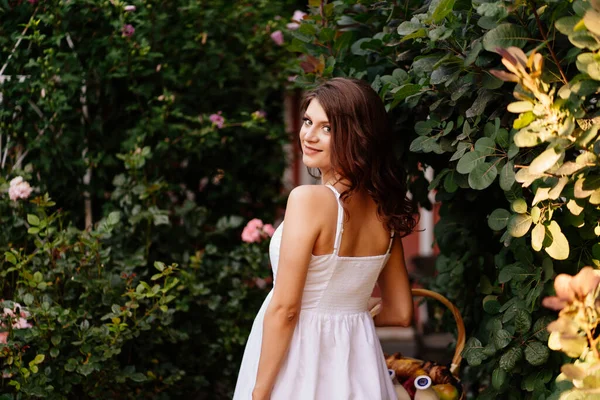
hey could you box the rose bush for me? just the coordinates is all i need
[0,0,302,398]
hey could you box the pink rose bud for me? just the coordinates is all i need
[124,5,136,11]
[270,30,284,46]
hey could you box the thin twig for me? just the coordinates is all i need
[530,1,568,84]
[0,6,39,77]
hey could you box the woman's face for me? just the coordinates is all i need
[300,99,332,172]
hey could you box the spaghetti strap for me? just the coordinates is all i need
[386,230,395,254]
[324,185,344,256]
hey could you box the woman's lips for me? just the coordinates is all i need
[303,145,322,156]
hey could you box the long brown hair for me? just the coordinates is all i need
[300,77,418,237]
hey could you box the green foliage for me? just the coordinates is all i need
[0,0,299,398]
[284,0,600,398]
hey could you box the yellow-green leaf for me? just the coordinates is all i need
[545,221,570,260]
[531,223,545,251]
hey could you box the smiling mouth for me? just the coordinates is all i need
[304,145,322,153]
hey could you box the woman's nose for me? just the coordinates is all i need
[303,126,318,142]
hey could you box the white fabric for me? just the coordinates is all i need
[233,185,396,400]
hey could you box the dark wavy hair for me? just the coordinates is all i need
[300,77,418,237]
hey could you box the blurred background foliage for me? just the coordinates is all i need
[0,0,301,398]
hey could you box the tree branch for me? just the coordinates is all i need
[530,1,568,84]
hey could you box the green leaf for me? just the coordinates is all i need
[5,252,17,265]
[468,162,498,190]
[500,161,516,191]
[511,198,527,214]
[429,0,456,23]
[531,223,545,251]
[577,52,600,80]
[483,295,501,314]
[457,151,485,174]
[556,16,582,35]
[533,316,553,342]
[397,21,423,36]
[545,221,570,260]
[524,341,549,366]
[507,214,532,238]
[500,346,523,372]
[27,214,40,226]
[462,337,486,366]
[488,208,511,231]
[350,38,371,55]
[532,187,550,205]
[569,31,600,50]
[515,309,532,333]
[499,264,527,283]
[483,23,529,52]
[23,293,34,306]
[493,329,512,350]
[107,211,121,225]
[129,372,147,382]
[475,137,496,155]
[492,368,507,390]
[393,84,421,103]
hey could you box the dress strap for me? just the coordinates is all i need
[324,185,344,256]
[386,230,395,254]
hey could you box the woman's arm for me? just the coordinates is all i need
[373,237,413,327]
[252,186,322,400]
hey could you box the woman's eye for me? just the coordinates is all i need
[302,118,312,126]
[323,126,331,133]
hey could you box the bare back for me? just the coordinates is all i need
[311,185,392,258]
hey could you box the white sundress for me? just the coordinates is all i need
[233,184,397,400]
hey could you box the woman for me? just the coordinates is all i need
[233,77,417,400]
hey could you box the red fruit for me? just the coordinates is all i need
[403,376,416,398]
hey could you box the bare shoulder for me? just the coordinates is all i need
[287,185,333,208]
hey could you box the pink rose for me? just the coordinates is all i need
[241,219,276,243]
[287,10,307,30]
[270,30,284,46]
[209,111,225,129]
[8,176,32,201]
[263,224,275,237]
[14,318,32,329]
[122,24,135,37]
[0,332,7,344]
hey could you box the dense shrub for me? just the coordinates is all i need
[0,0,300,398]
[285,0,599,398]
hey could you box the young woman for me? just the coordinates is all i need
[233,77,417,400]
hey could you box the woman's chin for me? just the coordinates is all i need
[302,155,320,168]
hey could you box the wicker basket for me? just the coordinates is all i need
[371,288,466,400]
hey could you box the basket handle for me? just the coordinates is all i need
[370,288,465,376]
[411,288,465,376]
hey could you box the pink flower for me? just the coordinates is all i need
[263,224,275,237]
[287,10,307,30]
[209,112,225,129]
[122,24,135,37]
[252,110,267,120]
[8,176,32,201]
[270,30,284,46]
[13,318,32,329]
[124,5,136,11]
[0,332,7,344]
[241,219,276,243]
